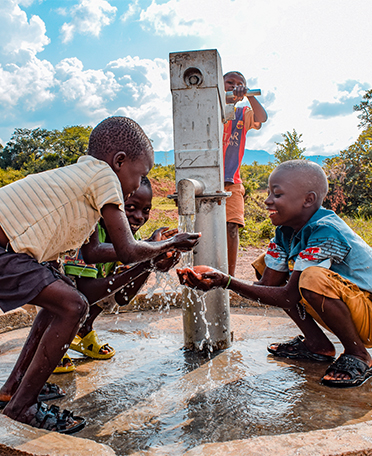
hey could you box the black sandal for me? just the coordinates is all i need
[28,402,86,434]
[268,335,335,362]
[39,382,66,401]
[0,382,65,409]
[321,354,372,388]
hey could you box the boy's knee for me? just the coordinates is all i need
[63,292,89,322]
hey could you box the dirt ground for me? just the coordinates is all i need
[235,246,266,282]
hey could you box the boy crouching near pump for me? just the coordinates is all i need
[0,116,200,433]
[178,159,372,388]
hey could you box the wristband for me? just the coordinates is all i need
[224,275,232,289]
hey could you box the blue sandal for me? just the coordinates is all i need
[28,402,86,434]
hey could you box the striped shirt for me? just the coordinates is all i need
[0,155,125,262]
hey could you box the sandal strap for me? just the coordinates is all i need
[28,402,82,433]
[29,402,59,431]
[325,354,369,376]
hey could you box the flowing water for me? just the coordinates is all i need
[2,306,372,455]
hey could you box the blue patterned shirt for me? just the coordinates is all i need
[264,207,372,293]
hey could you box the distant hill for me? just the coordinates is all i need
[154,149,331,166]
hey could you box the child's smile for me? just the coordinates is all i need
[125,184,152,235]
[265,169,312,231]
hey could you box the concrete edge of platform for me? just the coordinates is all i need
[2,293,372,456]
[0,414,115,456]
[182,420,372,456]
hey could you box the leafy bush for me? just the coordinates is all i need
[148,164,175,181]
[240,191,274,248]
[240,162,273,192]
[323,126,372,216]
[0,168,25,187]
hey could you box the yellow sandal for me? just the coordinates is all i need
[53,353,76,374]
[69,330,115,360]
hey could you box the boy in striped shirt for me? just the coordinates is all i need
[0,116,199,433]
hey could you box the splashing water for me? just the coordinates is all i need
[178,214,195,268]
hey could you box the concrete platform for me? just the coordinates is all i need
[1,301,372,455]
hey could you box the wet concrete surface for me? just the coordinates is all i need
[2,305,372,455]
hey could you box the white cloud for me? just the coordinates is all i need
[139,0,207,36]
[107,56,173,150]
[0,0,55,125]
[136,0,371,155]
[60,0,117,43]
[0,0,50,59]
[55,57,121,119]
[0,57,55,111]
[120,0,140,23]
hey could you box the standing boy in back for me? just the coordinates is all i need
[223,71,267,276]
[0,116,199,433]
[179,160,372,389]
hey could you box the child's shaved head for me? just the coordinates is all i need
[273,160,329,204]
[88,116,153,162]
[224,71,246,86]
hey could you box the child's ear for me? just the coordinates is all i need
[112,152,127,172]
[304,191,317,208]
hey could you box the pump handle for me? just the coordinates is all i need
[225,89,261,104]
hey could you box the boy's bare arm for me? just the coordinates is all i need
[247,96,268,123]
[228,270,301,309]
[255,266,288,287]
[81,225,118,264]
[101,203,199,264]
[178,267,302,311]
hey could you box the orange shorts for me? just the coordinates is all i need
[225,182,245,227]
[252,254,372,347]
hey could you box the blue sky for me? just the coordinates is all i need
[0,0,371,159]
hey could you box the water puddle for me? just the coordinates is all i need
[1,308,372,455]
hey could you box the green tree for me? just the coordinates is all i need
[0,128,53,170]
[354,89,372,130]
[240,161,274,193]
[274,129,306,164]
[323,125,372,217]
[53,125,92,166]
[0,125,92,174]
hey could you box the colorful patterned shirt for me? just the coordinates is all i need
[223,106,260,184]
[264,207,372,293]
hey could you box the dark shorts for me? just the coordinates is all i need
[0,245,61,313]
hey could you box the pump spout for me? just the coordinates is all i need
[177,179,205,216]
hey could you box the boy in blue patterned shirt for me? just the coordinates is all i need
[179,160,372,388]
